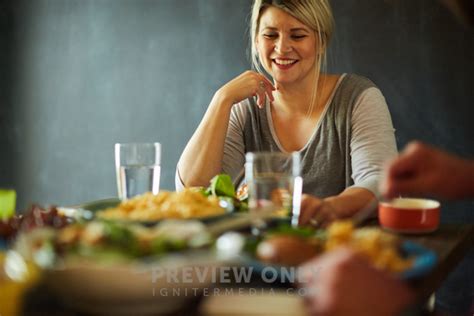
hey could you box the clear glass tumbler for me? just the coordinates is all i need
[245,151,303,234]
[115,142,161,200]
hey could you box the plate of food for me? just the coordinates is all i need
[13,217,225,315]
[59,174,249,226]
[236,221,437,280]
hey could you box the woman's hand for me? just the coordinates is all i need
[216,71,275,108]
[298,194,338,227]
[298,188,377,227]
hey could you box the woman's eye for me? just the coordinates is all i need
[263,34,277,39]
[292,35,307,39]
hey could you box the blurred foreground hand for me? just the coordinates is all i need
[380,141,474,200]
[298,248,415,316]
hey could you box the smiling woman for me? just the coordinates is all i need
[176,0,398,226]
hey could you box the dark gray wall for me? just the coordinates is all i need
[0,0,472,221]
[0,0,252,209]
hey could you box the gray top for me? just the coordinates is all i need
[177,74,397,198]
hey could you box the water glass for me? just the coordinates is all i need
[115,142,161,200]
[245,151,303,234]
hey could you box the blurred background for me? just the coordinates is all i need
[0,0,472,223]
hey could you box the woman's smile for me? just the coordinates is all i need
[273,58,298,70]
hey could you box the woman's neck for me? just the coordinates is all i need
[273,74,328,117]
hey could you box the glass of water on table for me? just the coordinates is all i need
[115,142,161,200]
[245,151,303,235]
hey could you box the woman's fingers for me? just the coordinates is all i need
[298,195,339,227]
[218,70,275,106]
[255,82,267,108]
[254,77,275,108]
[299,195,323,226]
[261,77,276,102]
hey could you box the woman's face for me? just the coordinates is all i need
[256,6,317,86]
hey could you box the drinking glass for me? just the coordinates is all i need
[245,151,303,234]
[115,142,161,200]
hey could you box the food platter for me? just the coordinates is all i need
[232,221,438,281]
[58,194,236,226]
[57,174,247,227]
[237,240,437,281]
[13,218,230,315]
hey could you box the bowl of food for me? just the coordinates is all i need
[379,198,440,234]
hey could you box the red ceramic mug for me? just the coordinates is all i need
[379,198,440,234]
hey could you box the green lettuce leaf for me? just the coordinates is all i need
[0,189,16,220]
[206,174,235,198]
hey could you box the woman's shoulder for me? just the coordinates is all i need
[329,73,380,98]
[322,73,377,90]
[341,73,378,88]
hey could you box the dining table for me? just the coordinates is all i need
[11,221,474,316]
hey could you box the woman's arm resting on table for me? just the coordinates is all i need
[300,87,397,226]
[299,187,376,226]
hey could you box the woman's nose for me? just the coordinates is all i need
[275,36,292,54]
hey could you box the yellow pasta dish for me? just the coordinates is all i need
[96,189,225,221]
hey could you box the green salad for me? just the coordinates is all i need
[14,219,213,267]
[201,174,248,213]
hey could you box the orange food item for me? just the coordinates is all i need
[256,235,319,266]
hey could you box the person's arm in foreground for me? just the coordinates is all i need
[298,248,415,316]
[380,141,474,199]
[177,71,274,187]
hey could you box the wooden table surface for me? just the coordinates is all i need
[403,224,474,300]
[18,223,474,315]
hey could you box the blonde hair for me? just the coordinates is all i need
[249,0,335,116]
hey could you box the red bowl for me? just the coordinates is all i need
[379,198,440,234]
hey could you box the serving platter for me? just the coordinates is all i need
[228,220,438,282]
[236,239,437,282]
[59,196,236,226]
